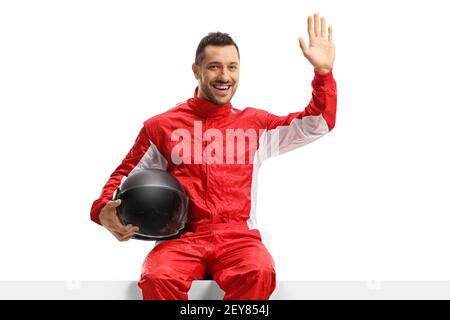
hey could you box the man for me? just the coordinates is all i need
[90,13,336,300]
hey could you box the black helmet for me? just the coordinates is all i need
[114,168,189,241]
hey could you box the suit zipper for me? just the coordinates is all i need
[204,118,212,223]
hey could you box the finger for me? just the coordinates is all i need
[120,233,134,241]
[314,13,319,38]
[112,224,139,236]
[103,217,125,234]
[298,37,307,54]
[307,15,315,39]
[117,229,136,242]
[124,224,140,233]
[119,234,134,242]
[321,17,326,39]
[328,25,333,42]
[105,199,121,208]
[108,220,131,233]
[109,226,128,237]
[111,224,133,235]
[111,210,125,226]
[111,227,134,239]
[111,230,124,241]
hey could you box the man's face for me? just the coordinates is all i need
[192,45,240,106]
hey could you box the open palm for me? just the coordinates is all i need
[299,13,335,73]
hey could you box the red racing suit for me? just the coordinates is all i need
[90,70,337,299]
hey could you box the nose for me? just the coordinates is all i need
[217,68,230,82]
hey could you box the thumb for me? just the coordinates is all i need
[298,37,307,55]
[107,199,122,208]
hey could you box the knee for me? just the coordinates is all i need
[138,268,190,300]
[140,267,175,285]
[219,266,277,300]
[246,266,276,294]
[250,266,276,282]
[219,264,276,282]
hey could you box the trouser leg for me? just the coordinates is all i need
[138,234,210,300]
[210,229,276,300]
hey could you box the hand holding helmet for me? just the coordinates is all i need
[99,199,139,241]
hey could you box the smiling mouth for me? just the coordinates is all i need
[212,83,232,95]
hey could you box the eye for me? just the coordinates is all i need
[209,65,218,70]
[229,66,237,71]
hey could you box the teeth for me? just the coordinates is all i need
[213,84,230,90]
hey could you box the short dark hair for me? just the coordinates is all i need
[195,32,240,66]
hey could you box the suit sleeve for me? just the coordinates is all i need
[90,125,152,225]
[259,69,337,160]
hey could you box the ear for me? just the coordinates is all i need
[192,63,200,80]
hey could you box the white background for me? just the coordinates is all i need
[1,0,449,282]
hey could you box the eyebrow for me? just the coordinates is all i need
[206,61,239,66]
